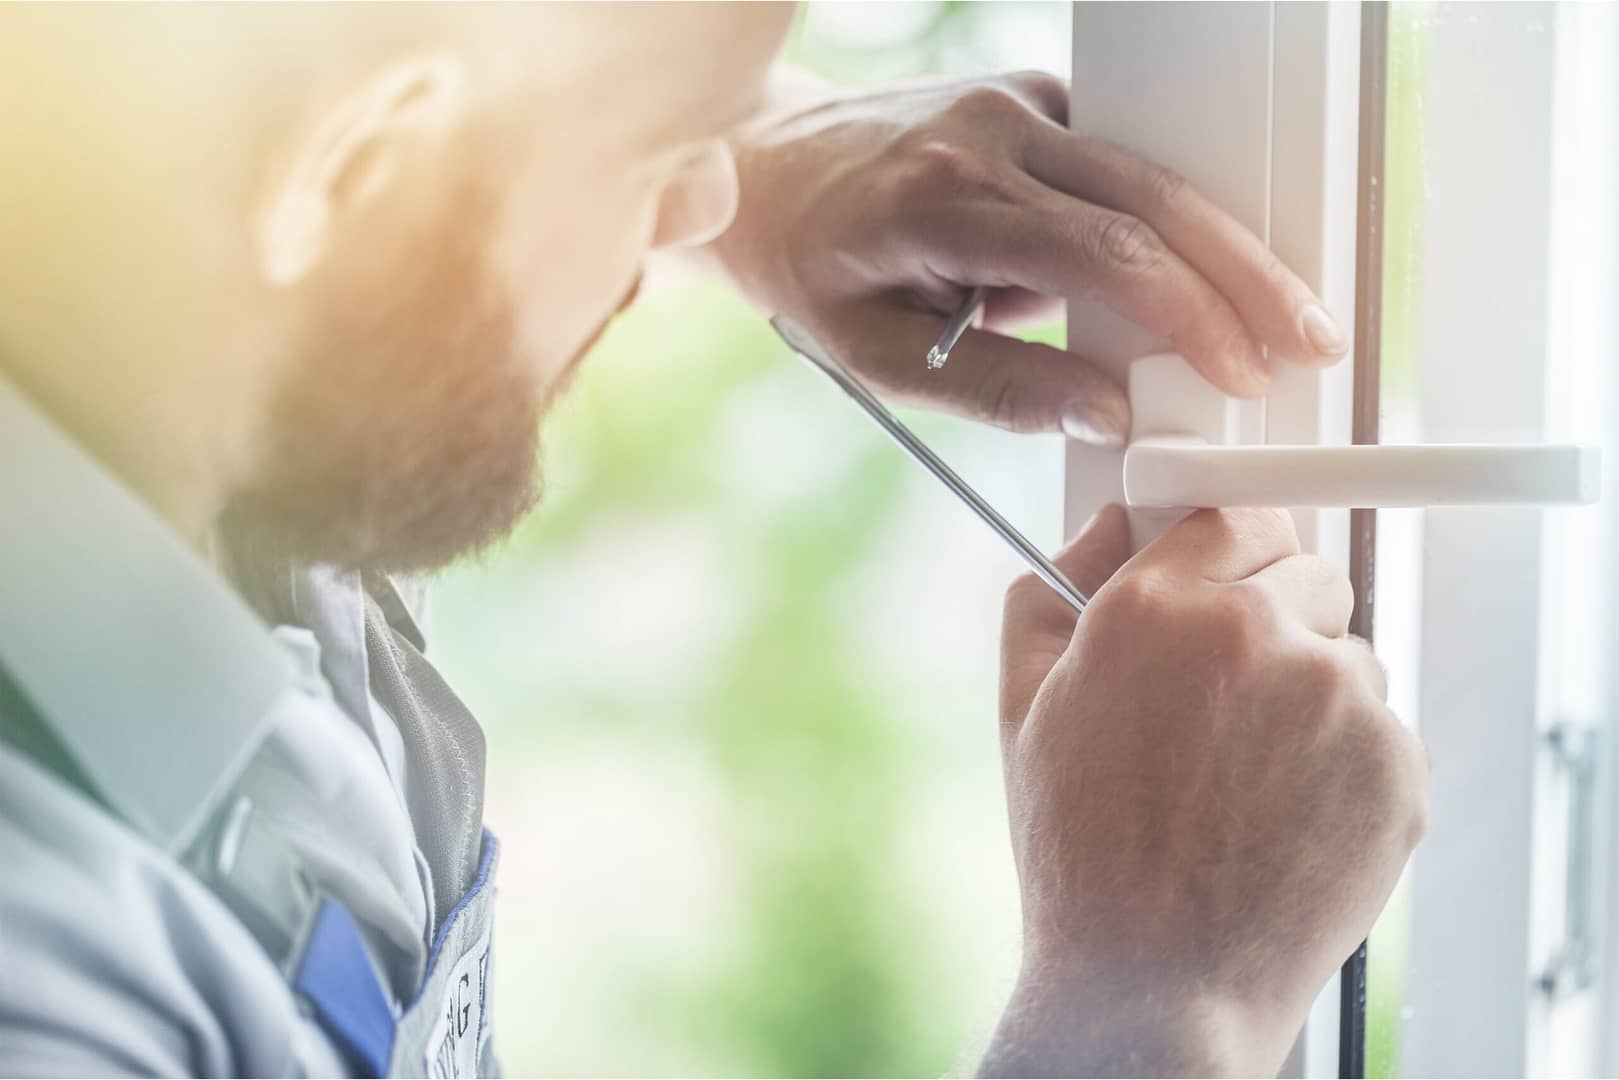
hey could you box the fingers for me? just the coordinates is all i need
[980,287,1064,331]
[1003,506,1132,657]
[922,186,1271,398]
[1244,554,1355,638]
[1135,507,1300,583]
[1332,635,1390,703]
[939,325,1130,444]
[1052,502,1134,613]
[1019,125,1350,378]
[1005,504,1134,646]
[1001,504,1132,727]
[829,300,1131,443]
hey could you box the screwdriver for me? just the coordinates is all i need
[771,314,1088,615]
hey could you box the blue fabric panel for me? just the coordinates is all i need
[293,899,396,1077]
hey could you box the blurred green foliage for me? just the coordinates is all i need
[431,5,1069,1076]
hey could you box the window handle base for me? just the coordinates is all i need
[1123,354,1600,509]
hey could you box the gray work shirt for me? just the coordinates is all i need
[0,374,493,1075]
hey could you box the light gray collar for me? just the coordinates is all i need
[0,375,313,853]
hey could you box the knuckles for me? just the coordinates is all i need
[877,135,1018,223]
[1094,568,1176,628]
[1405,778,1432,849]
[873,84,1054,218]
[1314,696,1429,853]
[944,83,1034,127]
[1205,506,1301,554]
[970,359,1030,433]
[1001,70,1069,113]
[1208,319,1264,374]
[1002,570,1044,616]
[1360,719,1431,851]
[1200,582,1280,664]
[1385,719,1432,848]
[1315,559,1357,618]
[1095,570,1280,663]
[1142,164,1190,214]
[1257,247,1294,292]
[1289,644,1358,703]
[1091,214,1164,273]
[904,137,998,193]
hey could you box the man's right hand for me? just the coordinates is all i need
[982,505,1428,1078]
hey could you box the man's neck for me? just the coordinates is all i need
[1,350,241,558]
[0,115,275,564]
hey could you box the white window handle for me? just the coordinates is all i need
[1122,354,1600,509]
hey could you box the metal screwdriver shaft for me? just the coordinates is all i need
[773,314,1088,615]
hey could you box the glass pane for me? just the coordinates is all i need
[1365,3,1619,1075]
[1363,5,1428,1074]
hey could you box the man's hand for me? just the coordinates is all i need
[983,506,1427,1077]
[704,72,1350,445]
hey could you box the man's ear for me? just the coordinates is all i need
[651,139,740,251]
[258,56,465,287]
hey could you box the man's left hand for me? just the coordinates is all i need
[703,72,1351,446]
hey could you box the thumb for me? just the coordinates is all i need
[824,300,1132,445]
[1001,504,1133,728]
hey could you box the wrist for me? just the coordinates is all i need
[980,951,1292,1078]
[731,63,842,141]
[695,66,849,300]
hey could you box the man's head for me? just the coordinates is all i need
[0,3,791,570]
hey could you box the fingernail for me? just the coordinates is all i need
[1302,304,1348,356]
[1060,399,1129,448]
